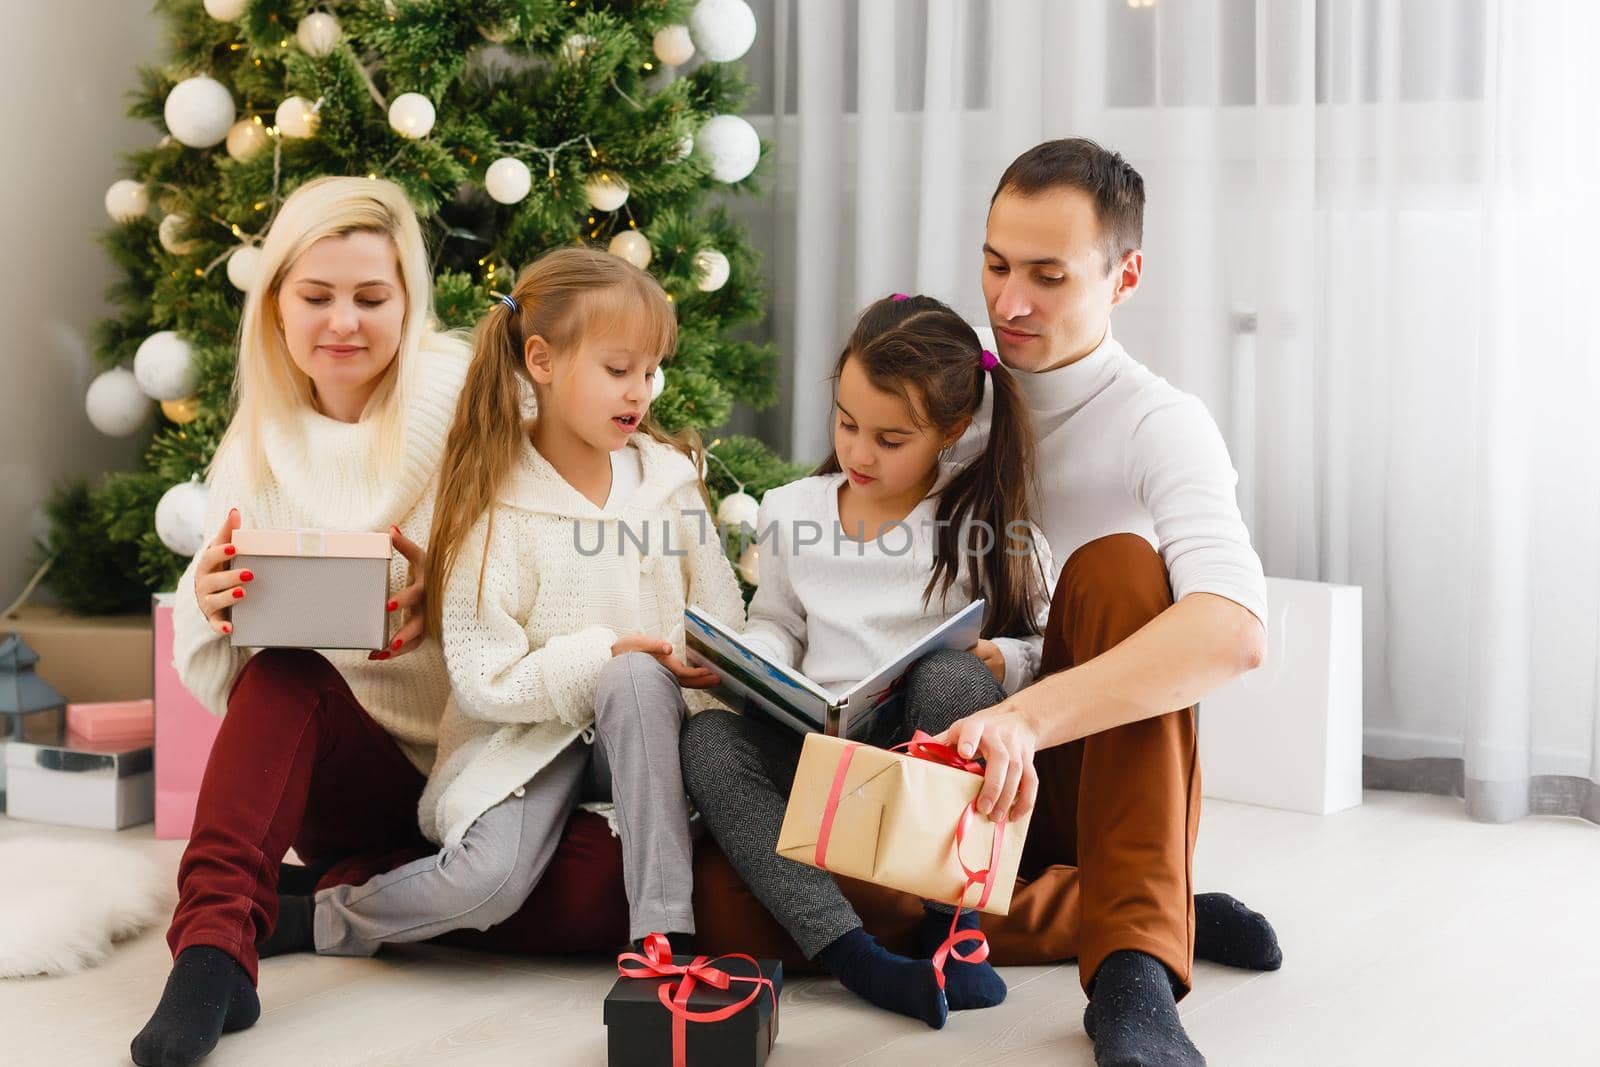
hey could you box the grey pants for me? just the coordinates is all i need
[680,648,1006,959]
[315,651,693,955]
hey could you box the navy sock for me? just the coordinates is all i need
[1194,893,1282,971]
[917,908,1007,1010]
[816,927,947,1029]
[131,946,260,1067]
[1083,950,1204,1067]
[257,894,313,959]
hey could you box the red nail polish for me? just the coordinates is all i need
[239,570,254,583]
[391,637,403,650]
[232,588,244,599]
[223,545,236,557]
[386,599,399,612]
[222,623,231,634]
[376,651,391,661]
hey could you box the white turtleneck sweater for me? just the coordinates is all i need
[952,328,1267,626]
[170,335,471,773]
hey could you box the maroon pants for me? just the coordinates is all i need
[166,649,628,983]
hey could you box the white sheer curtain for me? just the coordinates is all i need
[731,0,1600,822]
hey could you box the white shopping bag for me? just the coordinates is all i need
[1199,577,1363,814]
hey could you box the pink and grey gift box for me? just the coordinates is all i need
[4,734,154,830]
[229,529,393,651]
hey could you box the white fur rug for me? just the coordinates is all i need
[0,837,174,978]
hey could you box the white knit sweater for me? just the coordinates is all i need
[953,328,1268,626]
[419,434,746,847]
[170,336,471,772]
[739,467,1054,698]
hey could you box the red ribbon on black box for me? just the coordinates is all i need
[605,933,782,1067]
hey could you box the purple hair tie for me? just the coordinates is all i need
[980,349,999,371]
[890,292,909,301]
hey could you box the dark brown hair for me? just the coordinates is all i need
[816,295,1046,640]
[991,137,1145,274]
[426,247,700,634]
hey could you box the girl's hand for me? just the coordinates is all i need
[930,701,1040,822]
[374,526,427,661]
[970,639,1006,684]
[611,635,722,689]
[193,508,246,636]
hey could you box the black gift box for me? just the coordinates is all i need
[603,954,782,1067]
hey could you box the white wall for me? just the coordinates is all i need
[1,3,163,607]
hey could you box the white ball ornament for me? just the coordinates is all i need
[105,180,149,223]
[164,76,235,148]
[296,12,341,57]
[693,249,731,292]
[584,173,629,211]
[695,114,760,183]
[485,157,532,204]
[716,491,759,533]
[388,92,435,139]
[134,331,198,402]
[275,96,319,138]
[226,245,262,291]
[155,481,211,557]
[225,118,269,161]
[690,0,757,63]
[85,368,152,437]
[608,230,652,270]
[158,214,199,255]
[562,33,596,62]
[651,367,666,401]
[653,25,696,66]
[203,0,248,21]
[737,543,760,585]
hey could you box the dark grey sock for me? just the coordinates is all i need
[257,894,314,959]
[1083,950,1204,1067]
[1194,893,1282,971]
[130,946,260,1067]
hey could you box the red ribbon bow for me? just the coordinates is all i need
[615,933,777,1067]
[813,731,1008,990]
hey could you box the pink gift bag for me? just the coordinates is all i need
[153,593,223,840]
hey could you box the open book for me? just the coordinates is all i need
[683,600,986,740]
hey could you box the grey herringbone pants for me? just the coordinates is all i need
[680,649,1006,958]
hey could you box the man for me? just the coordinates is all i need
[936,138,1282,1066]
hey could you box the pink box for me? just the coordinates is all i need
[153,594,223,840]
[229,528,393,651]
[66,699,154,745]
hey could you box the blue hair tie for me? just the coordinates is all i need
[498,294,519,314]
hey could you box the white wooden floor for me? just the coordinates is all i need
[2,791,1595,1066]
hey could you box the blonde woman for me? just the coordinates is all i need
[132,177,469,1067]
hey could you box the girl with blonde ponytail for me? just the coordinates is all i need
[306,247,745,962]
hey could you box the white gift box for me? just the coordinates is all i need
[4,735,155,831]
[1199,577,1364,815]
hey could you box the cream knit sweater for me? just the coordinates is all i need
[170,336,471,772]
[419,434,746,848]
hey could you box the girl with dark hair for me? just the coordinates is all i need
[681,293,1053,1030]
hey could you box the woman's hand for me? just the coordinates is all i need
[611,634,721,689]
[374,525,427,661]
[193,508,246,636]
[930,700,1041,822]
[969,639,1006,684]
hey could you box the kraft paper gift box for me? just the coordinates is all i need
[3,604,153,703]
[66,699,155,746]
[153,593,222,839]
[604,941,781,1067]
[775,732,1030,915]
[229,529,392,651]
[4,734,155,831]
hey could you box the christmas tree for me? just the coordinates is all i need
[53,0,801,615]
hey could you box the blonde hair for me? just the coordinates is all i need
[426,247,698,635]
[216,176,440,489]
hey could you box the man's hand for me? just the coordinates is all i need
[931,699,1042,822]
